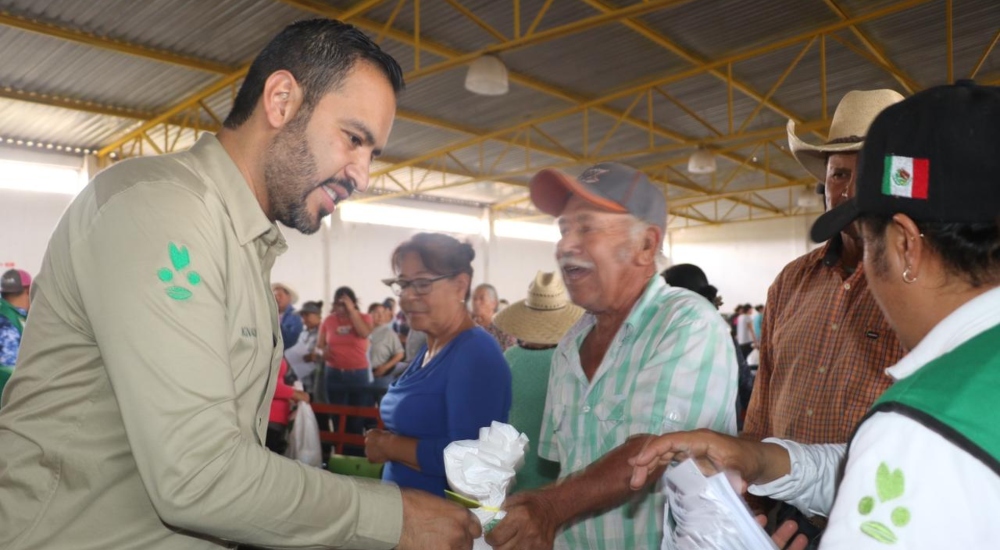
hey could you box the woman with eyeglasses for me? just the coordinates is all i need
[366,232,512,496]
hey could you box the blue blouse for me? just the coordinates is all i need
[379,327,512,495]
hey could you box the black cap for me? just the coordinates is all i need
[810,80,1000,243]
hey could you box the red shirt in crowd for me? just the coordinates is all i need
[320,313,372,370]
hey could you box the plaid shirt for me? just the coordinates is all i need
[744,241,905,444]
[539,276,738,549]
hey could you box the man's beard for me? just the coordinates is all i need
[263,114,324,235]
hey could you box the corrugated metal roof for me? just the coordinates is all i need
[0,0,996,224]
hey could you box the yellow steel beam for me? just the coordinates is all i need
[671,177,813,208]
[339,0,389,21]
[401,0,694,82]
[443,0,507,42]
[0,10,234,74]
[969,29,1000,78]
[821,0,920,93]
[526,0,556,37]
[0,85,154,119]
[578,0,824,139]
[97,67,248,157]
[737,38,815,134]
[370,0,930,177]
[278,0,797,185]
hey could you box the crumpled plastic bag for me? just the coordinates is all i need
[662,459,777,550]
[285,402,323,468]
[444,422,529,550]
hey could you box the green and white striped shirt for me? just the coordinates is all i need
[538,275,738,550]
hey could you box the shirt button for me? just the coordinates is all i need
[818,367,827,374]
[831,323,839,331]
[582,405,592,413]
[806,409,814,417]
[843,283,851,290]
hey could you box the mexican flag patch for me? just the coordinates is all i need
[882,155,929,199]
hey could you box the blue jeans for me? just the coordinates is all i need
[325,367,375,438]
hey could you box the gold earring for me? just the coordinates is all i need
[902,266,917,284]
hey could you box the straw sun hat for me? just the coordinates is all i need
[494,271,584,346]
[788,89,904,182]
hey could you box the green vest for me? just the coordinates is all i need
[0,299,24,334]
[865,322,1000,476]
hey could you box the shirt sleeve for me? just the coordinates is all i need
[819,413,1000,549]
[416,336,512,476]
[747,438,844,517]
[283,313,304,351]
[273,359,295,400]
[72,183,402,549]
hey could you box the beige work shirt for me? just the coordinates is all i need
[0,135,403,549]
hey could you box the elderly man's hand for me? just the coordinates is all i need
[484,491,560,550]
[398,489,481,550]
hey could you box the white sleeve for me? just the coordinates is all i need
[748,438,846,517]
[819,412,1000,549]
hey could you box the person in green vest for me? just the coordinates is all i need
[627,81,1000,550]
[0,269,31,369]
[493,271,583,493]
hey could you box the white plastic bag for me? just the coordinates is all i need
[285,402,322,467]
[444,422,529,550]
[661,459,777,550]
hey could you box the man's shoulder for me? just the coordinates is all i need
[644,284,724,328]
[89,150,214,211]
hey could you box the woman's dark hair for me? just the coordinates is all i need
[333,286,359,308]
[861,215,1000,287]
[391,233,476,300]
[224,19,405,129]
[662,263,719,306]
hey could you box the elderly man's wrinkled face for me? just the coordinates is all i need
[556,195,647,313]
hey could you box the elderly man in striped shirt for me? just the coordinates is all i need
[487,163,738,550]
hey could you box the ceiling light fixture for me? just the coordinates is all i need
[687,148,717,174]
[465,55,509,96]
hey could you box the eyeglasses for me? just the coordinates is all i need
[385,274,454,296]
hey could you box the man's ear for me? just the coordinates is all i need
[261,70,304,129]
[637,226,662,266]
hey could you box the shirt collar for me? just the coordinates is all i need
[887,285,1000,380]
[188,134,276,247]
[559,274,660,353]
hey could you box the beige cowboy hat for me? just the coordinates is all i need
[270,282,298,305]
[494,271,585,346]
[788,89,905,182]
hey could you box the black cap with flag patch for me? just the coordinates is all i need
[810,80,1000,243]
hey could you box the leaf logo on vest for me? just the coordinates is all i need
[857,462,911,544]
[157,242,202,301]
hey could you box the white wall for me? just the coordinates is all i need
[667,215,821,308]
[270,206,560,312]
[2,152,821,313]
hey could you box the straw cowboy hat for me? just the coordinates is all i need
[270,282,298,305]
[788,89,905,182]
[494,271,584,346]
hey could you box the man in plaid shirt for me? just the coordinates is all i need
[743,90,909,542]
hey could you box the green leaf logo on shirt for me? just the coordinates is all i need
[158,242,201,301]
[857,462,911,544]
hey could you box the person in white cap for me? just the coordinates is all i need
[743,90,908,542]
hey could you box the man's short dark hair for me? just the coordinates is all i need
[862,215,1000,287]
[224,19,404,129]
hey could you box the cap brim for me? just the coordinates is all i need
[529,169,627,217]
[787,120,863,183]
[810,199,862,243]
